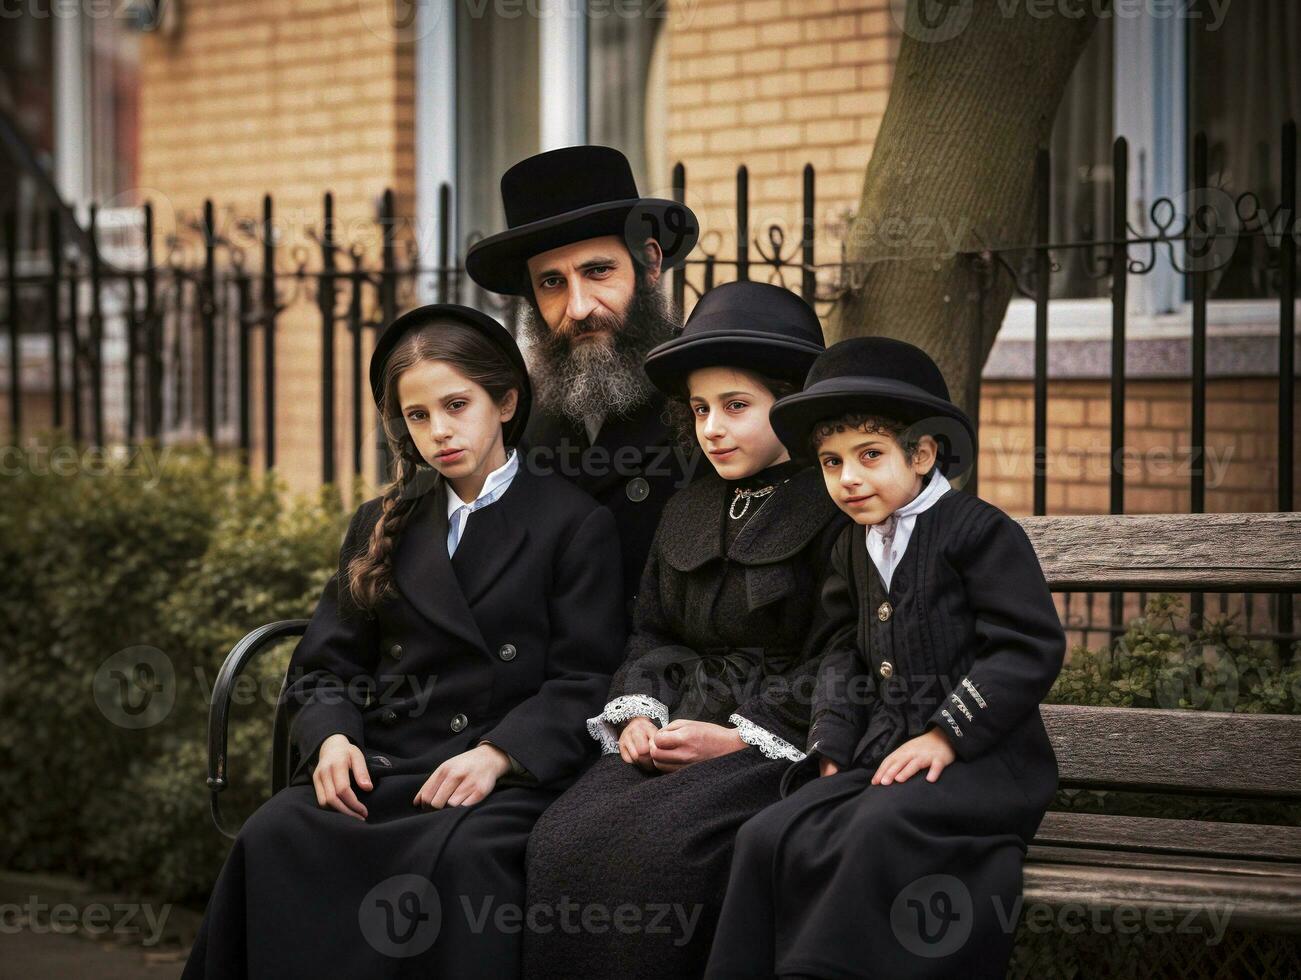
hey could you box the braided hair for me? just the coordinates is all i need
[346,315,524,612]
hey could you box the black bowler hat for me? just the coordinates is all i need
[769,337,976,477]
[642,281,825,395]
[368,303,532,446]
[465,145,699,296]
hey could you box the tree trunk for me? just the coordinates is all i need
[829,0,1105,483]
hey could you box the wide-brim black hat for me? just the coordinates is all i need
[465,145,699,296]
[769,337,976,477]
[369,303,532,446]
[643,280,825,395]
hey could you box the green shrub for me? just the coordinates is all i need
[1048,593,1301,714]
[0,434,352,904]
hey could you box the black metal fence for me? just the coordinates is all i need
[2,124,1297,647]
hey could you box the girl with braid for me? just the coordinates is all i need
[182,304,626,980]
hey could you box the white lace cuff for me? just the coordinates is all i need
[729,713,807,761]
[586,694,671,755]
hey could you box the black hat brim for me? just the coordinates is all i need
[465,198,699,296]
[643,331,824,395]
[369,304,532,447]
[770,378,977,478]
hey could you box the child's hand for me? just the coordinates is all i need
[413,744,511,809]
[649,720,746,772]
[871,729,955,786]
[819,756,840,777]
[313,733,372,820]
[618,716,661,771]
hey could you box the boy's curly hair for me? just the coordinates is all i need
[807,411,926,463]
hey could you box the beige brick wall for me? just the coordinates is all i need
[978,379,1301,517]
[137,0,415,501]
[663,0,897,300]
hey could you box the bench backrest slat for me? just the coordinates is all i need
[1017,512,1301,593]
[1041,704,1301,799]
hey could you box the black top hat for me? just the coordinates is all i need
[465,145,699,296]
[642,281,825,395]
[769,337,976,477]
[369,303,532,446]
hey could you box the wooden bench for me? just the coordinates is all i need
[1019,512,1301,945]
[205,511,1301,953]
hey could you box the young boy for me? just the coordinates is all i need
[704,337,1066,980]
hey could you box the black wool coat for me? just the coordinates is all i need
[799,485,1066,787]
[705,487,1067,980]
[522,465,849,980]
[284,462,626,789]
[180,465,626,980]
[520,392,702,614]
[608,463,850,744]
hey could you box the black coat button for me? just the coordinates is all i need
[626,477,650,502]
[388,643,403,660]
[450,713,468,733]
[381,709,397,724]
[498,643,517,662]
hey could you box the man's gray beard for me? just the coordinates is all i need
[519,278,680,427]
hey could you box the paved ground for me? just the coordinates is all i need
[0,870,196,979]
[0,928,186,980]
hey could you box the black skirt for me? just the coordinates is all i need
[182,774,559,979]
[523,750,789,979]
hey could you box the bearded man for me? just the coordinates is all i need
[466,145,702,612]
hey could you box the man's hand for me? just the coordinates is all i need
[871,728,956,786]
[648,719,746,773]
[413,744,512,810]
[618,716,661,772]
[313,733,372,820]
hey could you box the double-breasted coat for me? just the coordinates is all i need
[705,487,1067,980]
[521,393,701,614]
[182,464,626,980]
[523,461,849,979]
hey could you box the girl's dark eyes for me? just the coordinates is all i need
[862,450,882,460]
[406,399,465,420]
[821,457,841,468]
[726,400,748,411]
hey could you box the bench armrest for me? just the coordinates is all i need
[207,619,309,839]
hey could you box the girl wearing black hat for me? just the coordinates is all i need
[181,305,626,980]
[523,281,850,979]
[703,337,1066,980]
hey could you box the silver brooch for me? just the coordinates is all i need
[729,484,777,520]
